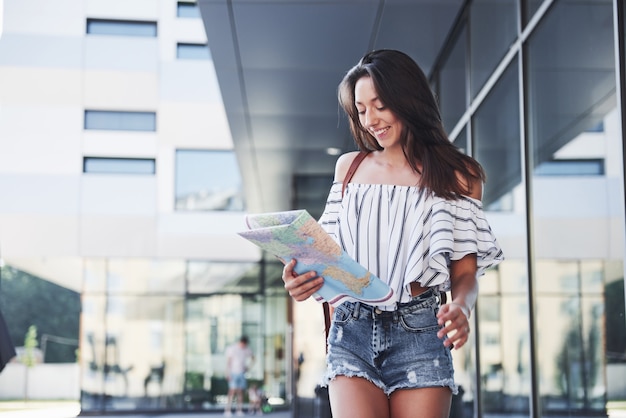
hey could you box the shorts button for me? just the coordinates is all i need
[374,308,382,314]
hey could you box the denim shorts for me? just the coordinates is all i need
[324,288,457,396]
[228,372,247,390]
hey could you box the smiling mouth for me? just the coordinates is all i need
[373,127,390,136]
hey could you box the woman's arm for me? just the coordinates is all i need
[436,254,478,350]
[436,173,483,349]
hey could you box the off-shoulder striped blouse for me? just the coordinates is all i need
[318,181,504,309]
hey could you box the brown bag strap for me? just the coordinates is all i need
[341,151,369,197]
[323,150,369,352]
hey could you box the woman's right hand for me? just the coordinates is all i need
[282,259,324,301]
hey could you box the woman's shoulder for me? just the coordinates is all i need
[334,150,367,182]
[455,164,483,201]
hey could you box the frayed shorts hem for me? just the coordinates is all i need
[322,371,458,397]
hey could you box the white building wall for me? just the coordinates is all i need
[0,0,260,289]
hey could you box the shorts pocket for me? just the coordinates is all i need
[332,304,354,325]
[399,306,440,333]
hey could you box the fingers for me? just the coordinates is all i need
[282,259,324,302]
[437,303,471,349]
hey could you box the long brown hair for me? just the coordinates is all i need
[338,49,485,199]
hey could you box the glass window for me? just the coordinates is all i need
[472,57,530,415]
[175,150,245,211]
[81,295,184,412]
[106,259,186,294]
[454,125,468,154]
[84,110,156,132]
[86,18,157,37]
[438,23,467,134]
[292,174,334,220]
[469,0,518,99]
[534,159,604,176]
[176,43,211,60]
[473,59,521,211]
[187,261,259,294]
[526,0,620,415]
[177,2,200,18]
[185,292,287,410]
[524,0,546,26]
[83,157,155,175]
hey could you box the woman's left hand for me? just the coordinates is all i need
[436,302,471,349]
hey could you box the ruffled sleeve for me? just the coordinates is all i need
[318,182,343,243]
[406,194,504,291]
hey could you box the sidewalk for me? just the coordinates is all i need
[0,402,292,418]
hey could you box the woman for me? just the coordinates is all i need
[282,49,503,418]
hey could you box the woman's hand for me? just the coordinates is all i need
[282,259,324,301]
[436,302,471,349]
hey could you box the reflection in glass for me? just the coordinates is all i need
[473,58,520,211]
[187,261,259,294]
[534,262,606,412]
[86,19,158,37]
[454,126,467,154]
[80,257,290,413]
[438,23,467,134]
[185,294,287,410]
[472,55,531,414]
[105,259,186,294]
[175,150,245,211]
[469,0,517,99]
[527,1,621,414]
[81,295,184,411]
[83,157,156,175]
[177,2,201,18]
[524,0,546,26]
[176,43,211,60]
[84,110,157,131]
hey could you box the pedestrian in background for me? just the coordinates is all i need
[224,335,254,416]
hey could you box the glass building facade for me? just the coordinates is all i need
[429,0,626,416]
[78,259,288,413]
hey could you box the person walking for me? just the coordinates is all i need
[224,335,254,416]
[282,49,503,418]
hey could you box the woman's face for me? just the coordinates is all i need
[354,75,403,149]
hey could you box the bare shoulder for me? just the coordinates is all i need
[456,170,483,201]
[334,151,363,182]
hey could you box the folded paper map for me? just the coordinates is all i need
[238,210,393,306]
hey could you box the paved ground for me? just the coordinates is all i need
[0,402,292,418]
[3,401,626,418]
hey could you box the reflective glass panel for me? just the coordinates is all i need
[439,23,467,134]
[454,125,467,154]
[185,294,287,411]
[81,295,187,411]
[473,58,520,212]
[187,261,260,294]
[81,295,107,410]
[84,110,157,132]
[106,259,186,294]
[86,19,157,37]
[526,0,622,415]
[83,157,156,175]
[524,0,546,26]
[177,2,200,18]
[175,150,245,211]
[469,0,518,98]
[176,43,211,60]
[472,56,530,415]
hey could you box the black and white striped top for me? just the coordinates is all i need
[319,181,504,308]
